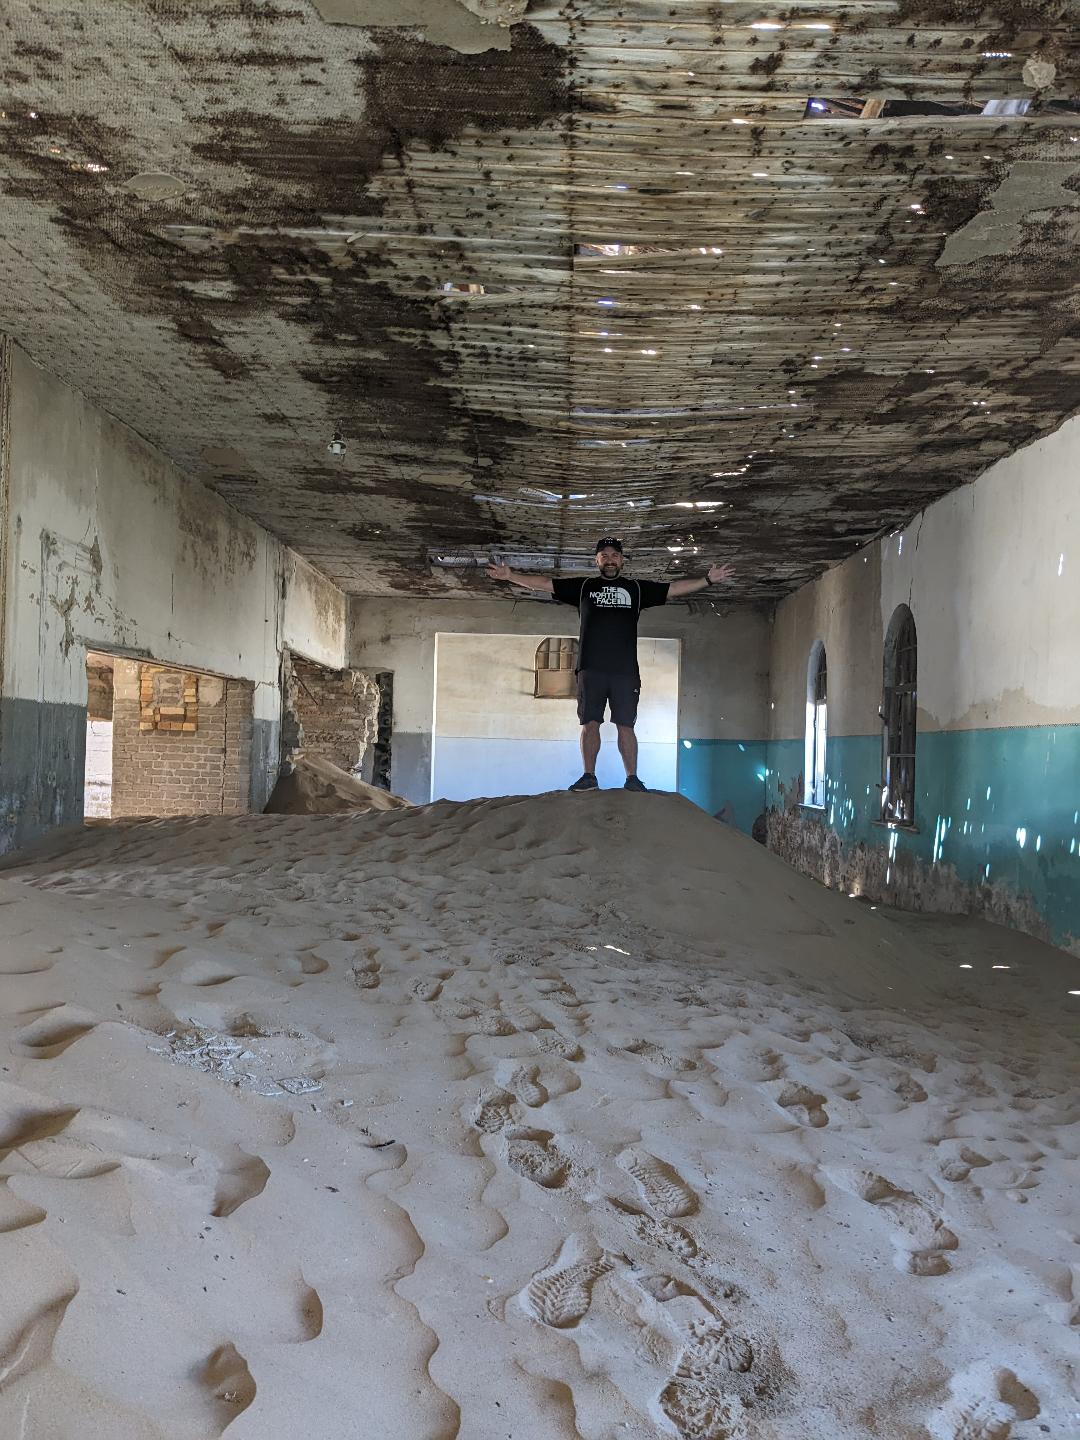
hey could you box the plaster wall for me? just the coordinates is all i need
[0,342,346,850]
[350,593,770,826]
[767,415,1080,952]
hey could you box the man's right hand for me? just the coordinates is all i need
[486,562,513,582]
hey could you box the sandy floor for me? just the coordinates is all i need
[0,792,1077,1440]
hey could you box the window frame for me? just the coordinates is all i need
[803,640,828,808]
[880,606,917,827]
[533,637,578,699]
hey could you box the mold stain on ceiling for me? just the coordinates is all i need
[1,0,1079,601]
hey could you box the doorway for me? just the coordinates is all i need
[84,654,254,819]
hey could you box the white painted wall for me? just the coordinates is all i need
[771,413,1080,741]
[878,417,1080,730]
[282,551,348,672]
[431,632,680,798]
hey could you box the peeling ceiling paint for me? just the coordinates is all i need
[1,0,1080,602]
[938,159,1080,263]
[310,0,521,54]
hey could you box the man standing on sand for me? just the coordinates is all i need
[486,538,735,792]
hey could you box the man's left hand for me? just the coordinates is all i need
[708,562,736,585]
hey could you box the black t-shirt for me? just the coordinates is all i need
[552,575,670,676]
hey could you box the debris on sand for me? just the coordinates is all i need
[146,1025,323,1099]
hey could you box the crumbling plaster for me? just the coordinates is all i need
[312,0,527,53]
[0,343,346,848]
[939,160,1080,267]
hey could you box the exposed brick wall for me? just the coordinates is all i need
[111,660,253,817]
[284,653,381,776]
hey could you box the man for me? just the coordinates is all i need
[486,538,735,792]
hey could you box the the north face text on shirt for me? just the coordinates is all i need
[590,585,633,610]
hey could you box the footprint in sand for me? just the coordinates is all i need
[13,1008,98,1059]
[895,1074,929,1104]
[493,947,531,967]
[152,945,187,968]
[210,1148,271,1218]
[412,973,450,1002]
[505,1065,548,1108]
[471,1089,517,1135]
[928,1365,1039,1439]
[348,961,381,990]
[623,1039,699,1073]
[289,950,331,977]
[751,1048,786,1082]
[535,1031,583,1062]
[0,1107,82,1164]
[657,1317,756,1439]
[619,1148,698,1219]
[505,1004,548,1032]
[637,1214,700,1261]
[0,1287,79,1391]
[198,1341,257,1432]
[504,1127,567,1189]
[608,1197,699,1260]
[177,959,241,987]
[775,1082,829,1128]
[834,1169,958,1275]
[659,1380,747,1439]
[676,1317,754,1379]
[636,1273,701,1304]
[521,1236,612,1328]
[468,1006,517,1038]
[534,979,583,1008]
[940,1147,993,1184]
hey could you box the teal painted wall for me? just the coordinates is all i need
[678,738,767,835]
[766,726,1080,950]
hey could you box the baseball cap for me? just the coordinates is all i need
[595,537,624,554]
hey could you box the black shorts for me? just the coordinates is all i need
[576,669,640,727]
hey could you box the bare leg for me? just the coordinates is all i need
[580,722,601,774]
[616,725,638,777]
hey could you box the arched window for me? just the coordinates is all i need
[803,641,827,807]
[881,605,917,825]
[534,637,578,699]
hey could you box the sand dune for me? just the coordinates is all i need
[265,754,411,815]
[0,792,1077,1438]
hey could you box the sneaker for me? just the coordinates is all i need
[623,775,648,792]
[569,772,599,792]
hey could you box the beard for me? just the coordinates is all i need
[600,563,621,577]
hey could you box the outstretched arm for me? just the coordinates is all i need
[666,561,736,600]
[485,561,554,596]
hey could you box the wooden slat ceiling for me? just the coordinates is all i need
[1,0,1079,600]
